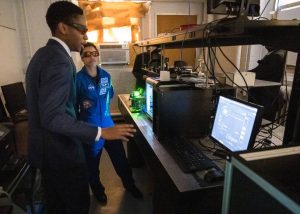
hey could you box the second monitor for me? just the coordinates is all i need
[210,96,263,152]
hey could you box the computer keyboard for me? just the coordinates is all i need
[163,137,216,173]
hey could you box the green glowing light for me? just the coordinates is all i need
[133,91,140,97]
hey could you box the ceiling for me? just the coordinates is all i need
[78,0,151,30]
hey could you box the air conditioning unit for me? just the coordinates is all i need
[99,43,130,65]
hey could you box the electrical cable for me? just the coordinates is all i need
[206,42,250,94]
[217,46,251,98]
[256,0,272,20]
[255,118,287,148]
[201,14,257,96]
[210,157,225,161]
[201,18,230,86]
[198,138,215,152]
[201,15,231,83]
[208,22,255,100]
[215,46,250,92]
[198,139,227,161]
[0,186,11,202]
[257,16,269,20]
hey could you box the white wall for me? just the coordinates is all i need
[0,1,24,85]
[0,0,53,87]
[215,46,243,74]
[143,1,204,39]
[19,0,51,56]
[276,5,300,66]
[16,0,96,71]
[248,45,266,70]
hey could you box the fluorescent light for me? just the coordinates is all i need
[278,0,300,7]
[87,31,99,43]
[278,1,300,11]
[101,0,150,2]
[103,26,132,43]
[102,17,115,25]
[280,5,300,11]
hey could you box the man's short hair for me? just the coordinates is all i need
[46,1,84,34]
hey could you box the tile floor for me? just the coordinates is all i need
[89,142,153,214]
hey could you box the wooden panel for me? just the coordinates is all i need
[157,15,197,67]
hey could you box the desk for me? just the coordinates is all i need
[118,94,223,213]
[223,146,300,213]
[252,79,281,88]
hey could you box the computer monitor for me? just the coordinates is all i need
[210,96,263,152]
[207,0,260,17]
[145,81,153,120]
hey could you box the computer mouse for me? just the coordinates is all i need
[203,168,224,183]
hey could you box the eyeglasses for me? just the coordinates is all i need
[64,22,88,35]
[81,51,99,58]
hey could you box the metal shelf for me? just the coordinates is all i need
[134,17,300,145]
[135,18,300,52]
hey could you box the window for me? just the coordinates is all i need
[277,0,300,11]
[275,0,300,66]
[103,26,132,43]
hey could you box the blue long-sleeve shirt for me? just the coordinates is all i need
[76,66,114,151]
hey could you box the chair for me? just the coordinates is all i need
[1,82,28,122]
[1,84,40,212]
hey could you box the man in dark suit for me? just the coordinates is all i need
[249,46,287,121]
[25,2,135,213]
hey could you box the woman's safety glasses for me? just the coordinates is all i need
[81,51,99,58]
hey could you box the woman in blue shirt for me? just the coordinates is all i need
[76,42,142,204]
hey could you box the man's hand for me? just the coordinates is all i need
[101,124,136,142]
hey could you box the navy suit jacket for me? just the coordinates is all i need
[26,39,98,169]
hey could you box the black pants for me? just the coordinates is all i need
[249,86,283,121]
[41,165,90,214]
[84,139,135,195]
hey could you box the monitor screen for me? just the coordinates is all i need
[210,96,263,152]
[145,81,153,119]
[207,0,260,17]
